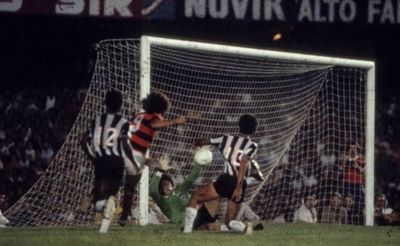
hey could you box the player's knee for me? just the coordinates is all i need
[189,193,202,206]
[95,200,106,212]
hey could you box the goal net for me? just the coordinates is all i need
[5,37,375,226]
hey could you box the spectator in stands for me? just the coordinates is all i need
[0,193,10,228]
[340,141,365,210]
[318,166,340,206]
[343,193,359,225]
[320,192,347,224]
[39,141,54,165]
[298,160,318,190]
[374,193,396,225]
[293,194,317,223]
[320,147,337,168]
[392,210,400,225]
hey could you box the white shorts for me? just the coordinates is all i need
[124,149,145,175]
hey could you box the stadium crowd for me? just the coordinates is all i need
[0,86,84,210]
[0,85,399,226]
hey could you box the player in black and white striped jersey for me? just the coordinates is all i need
[81,90,128,233]
[183,114,258,234]
[210,134,258,177]
[84,111,128,160]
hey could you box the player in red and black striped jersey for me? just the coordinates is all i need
[128,113,162,153]
[119,91,186,225]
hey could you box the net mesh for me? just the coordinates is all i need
[5,39,368,226]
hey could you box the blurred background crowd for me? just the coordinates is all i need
[0,86,85,208]
[0,83,399,226]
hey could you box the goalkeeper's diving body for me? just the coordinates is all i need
[150,154,263,231]
[183,114,260,234]
[150,155,205,227]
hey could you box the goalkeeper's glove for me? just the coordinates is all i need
[158,154,172,172]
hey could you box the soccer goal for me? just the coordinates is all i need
[5,36,375,227]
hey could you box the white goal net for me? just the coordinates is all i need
[5,37,375,226]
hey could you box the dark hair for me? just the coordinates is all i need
[344,193,354,199]
[332,191,342,199]
[376,193,388,207]
[142,92,171,114]
[304,193,316,199]
[348,140,361,148]
[158,174,174,196]
[105,90,123,113]
[239,114,257,135]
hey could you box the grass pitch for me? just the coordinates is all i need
[0,223,399,246]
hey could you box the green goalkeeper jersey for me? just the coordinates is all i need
[150,164,203,225]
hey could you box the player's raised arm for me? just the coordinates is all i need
[193,135,224,147]
[150,115,187,129]
[193,138,211,147]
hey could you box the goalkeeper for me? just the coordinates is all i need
[150,154,264,231]
[150,155,205,226]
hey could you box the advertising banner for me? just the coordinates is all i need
[1,0,400,25]
[0,0,175,19]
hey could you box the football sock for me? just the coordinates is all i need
[99,218,111,234]
[183,207,198,233]
[104,196,116,219]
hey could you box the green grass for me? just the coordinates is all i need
[0,223,399,246]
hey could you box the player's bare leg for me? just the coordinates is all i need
[183,183,219,233]
[119,174,141,226]
[225,200,241,224]
[203,198,220,218]
[91,179,108,225]
[99,176,121,233]
[99,195,116,233]
[225,201,252,235]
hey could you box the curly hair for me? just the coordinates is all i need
[239,114,257,135]
[105,90,122,113]
[142,92,171,114]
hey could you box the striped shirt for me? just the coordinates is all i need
[128,112,163,154]
[210,135,258,177]
[84,113,129,158]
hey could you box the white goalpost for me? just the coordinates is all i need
[5,36,375,227]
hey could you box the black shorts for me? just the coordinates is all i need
[93,155,124,200]
[213,174,247,203]
[94,156,125,180]
[193,204,218,229]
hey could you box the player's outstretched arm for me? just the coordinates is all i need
[193,138,211,147]
[151,116,187,129]
[175,164,203,194]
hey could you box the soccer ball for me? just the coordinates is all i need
[193,146,213,166]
